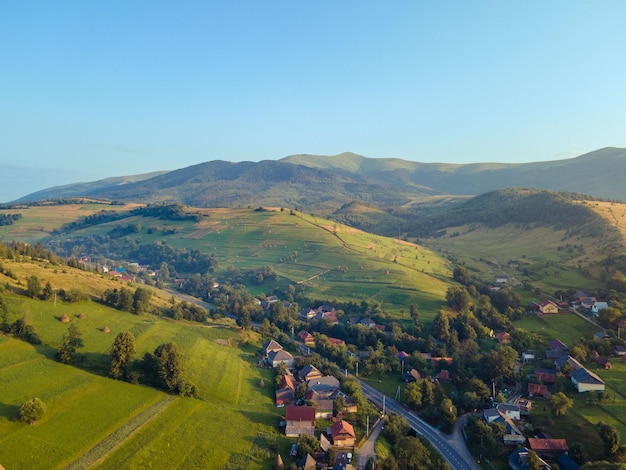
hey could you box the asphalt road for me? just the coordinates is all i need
[358,380,479,470]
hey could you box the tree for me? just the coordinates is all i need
[26,275,42,298]
[236,310,251,330]
[20,397,46,424]
[109,331,136,380]
[527,449,542,470]
[404,382,423,409]
[410,304,420,323]
[133,287,152,314]
[598,422,620,457]
[42,281,53,300]
[154,342,184,392]
[549,391,573,416]
[0,294,8,333]
[57,323,84,364]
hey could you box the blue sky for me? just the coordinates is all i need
[2,1,626,202]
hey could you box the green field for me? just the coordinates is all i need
[424,224,605,295]
[0,294,283,469]
[513,312,601,347]
[2,205,453,320]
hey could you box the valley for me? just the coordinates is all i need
[2,185,626,469]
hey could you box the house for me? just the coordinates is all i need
[615,345,626,356]
[571,367,605,392]
[549,339,568,351]
[554,355,583,372]
[483,408,501,423]
[330,420,356,447]
[521,350,535,362]
[297,330,315,346]
[307,376,341,397]
[533,368,557,384]
[437,370,450,381]
[596,356,612,369]
[509,447,552,470]
[545,349,569,360]
[276,374,296,406]
[528,438,569,459]
[359,318,376,328]
[539,300,559,315]
[299,364,323,382]
[579,296,597,309]
[299,308,318,321]
[328,337,346,347]
[268,349,294,369]
[483,408,525,445]
[591,301,609,315]
[508,259,519,268]
[497,403,521,421]
[495,274,509,284]
[496,332,512,344]
[404,368,421,383]
[285,406,316,437]
[310,398,333,419]
[262,339,283,357]
[298,453,316,470]
[528,383,549,398]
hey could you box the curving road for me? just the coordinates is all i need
[358,380,479,470]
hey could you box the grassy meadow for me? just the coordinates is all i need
[0,203,140,244]
[2,205,453,321]
[0,292,283,469]
[424,223,606,296]
[513,312,601,347]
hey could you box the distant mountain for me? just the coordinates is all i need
[14,147,626,211]
[17,171,168,202]
[282,147,626,199]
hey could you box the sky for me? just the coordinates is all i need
[2,1,626,202]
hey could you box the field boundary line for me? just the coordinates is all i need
[64,394,178,470]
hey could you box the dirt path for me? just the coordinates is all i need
[65,394,177,470]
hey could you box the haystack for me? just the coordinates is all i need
[103,326,110,333]
[78,313,86,319]
[60,314,70,323]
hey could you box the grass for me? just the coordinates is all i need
[0,203,139,244]
[3,206,453,321]
[513,312,601,347]
[0,293,282,469]
[424,223,607,295]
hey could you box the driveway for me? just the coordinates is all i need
[356,419,383,470]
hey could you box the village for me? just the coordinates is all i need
[251,288,623,470]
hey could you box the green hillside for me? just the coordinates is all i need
[0,290,280,470]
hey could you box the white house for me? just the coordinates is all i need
[592,301,610,315]
[571,367,605,392]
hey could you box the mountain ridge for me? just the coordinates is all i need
[12,147,626,209]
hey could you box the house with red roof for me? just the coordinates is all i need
[330,420,356,447]
[285,406,316,437]
[496,332,512,344]
[528,383,549,398]
[297,330,315,346]
[528,438,569,459]
[538,300,559,315]
[328,337,346,347]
